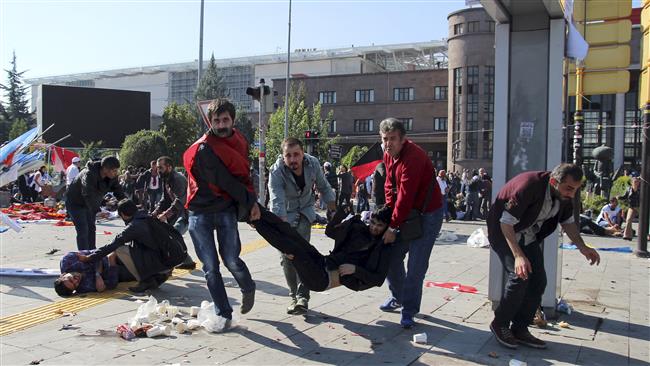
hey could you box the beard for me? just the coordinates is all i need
[212,126,232,137]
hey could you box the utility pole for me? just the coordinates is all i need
[246,79,272,204]
[572,60,585,224]
[197,0,205,87]
[636,0,649,257]
[284,0,292,138]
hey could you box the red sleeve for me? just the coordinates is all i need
[390,157,426,229]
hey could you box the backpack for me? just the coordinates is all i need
[146,217,188,267]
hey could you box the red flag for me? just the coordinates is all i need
[50,146,79,172]
[350,142,383,180]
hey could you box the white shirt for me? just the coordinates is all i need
[66,164,80,186]
[596,204,621,225]
[437,177,448,193]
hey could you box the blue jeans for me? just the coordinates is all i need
[441,196,448,219]
[386,208,443,317]
[66,199,96,251]
[188,209,255,319]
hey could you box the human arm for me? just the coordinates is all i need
[346,244,393,288]
[80,170,101,213]
[325,207,353,240]
[268,167,288,220]
[500,222,531,280]
[85,223,140,262]
[561,222,600,265]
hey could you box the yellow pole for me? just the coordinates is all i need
[573,61,584,165]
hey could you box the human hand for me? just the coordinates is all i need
[285,254,295,260]
[95,276,106,292]
[514,255,532,280]
[249,203,261,221]
[579,246,600,265]
[327,201,337,212]
[383,229,396,244]
[338,264,356,276]
[97,212,110,219]
[157,213,167,223]
[76,253,90,263]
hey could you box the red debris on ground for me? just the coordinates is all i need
[1,203,66,221]
[424,281,478,294]
[54,220,74,226]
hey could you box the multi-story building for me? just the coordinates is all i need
[446,7,496,174]
[272,68,449,169]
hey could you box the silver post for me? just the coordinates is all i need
[259,79,267,204]
[197,0,205,87]
[284,0,292,138]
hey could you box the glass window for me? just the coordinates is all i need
[434,86,448,100]
[434,117,448,131]
[328,120,337,133]
[354,119,374,133]
[398,118,413,131]
[393,87,414,101]
[355,89,374,103]
[454,23,464,35]
[467,21,480,32]
[487,20,495,32]
[465,66,479,159]
[319,91,336,104]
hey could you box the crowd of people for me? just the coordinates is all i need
[19,97,639,348]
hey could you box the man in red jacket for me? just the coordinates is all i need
[183,99,261,330]
[487,163,600,349]
[378,118,443,328]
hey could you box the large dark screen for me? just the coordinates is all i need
[39,85,150,148]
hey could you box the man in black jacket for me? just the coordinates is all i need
[78,199,177,293]
[252,206,393,293]
[66,156,125,250]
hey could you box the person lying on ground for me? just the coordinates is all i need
[251,205,393,292]
[579,213,622,237]
[76,198,186,293]
[54,250,122,297]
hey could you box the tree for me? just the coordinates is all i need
[0,52,31,142]
[341,145,369,170]
[194,54,227,101]
[119,130,169,168]
[8,118,28,140]
[235,107,255,145]
[79,140,104,164]
[160,102,202,165]
[263,82,336,168]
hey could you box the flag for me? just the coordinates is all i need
[50,145,79,172]
[0,127,38,168]
[350,142,383,180]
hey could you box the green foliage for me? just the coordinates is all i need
[119,130,169,168]
[194,54,227,101]
[235,107,255,146]
[1,52,32,141]
[611,175,631,198]
[341,145,369,169]
[8,118,28,140]
[581,192,608,215]
[160,102,202,165]
[263,82,336,168]
[79,140,104,164]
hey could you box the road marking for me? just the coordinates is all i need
[0,239,269,336]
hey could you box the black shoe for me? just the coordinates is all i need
[240,290,255,314]
[176,261,197,270]
[128,278,159,293]
[490,321,518,349]
[512,328,547,349]
[292,298,308,315]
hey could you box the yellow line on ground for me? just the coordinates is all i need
[0,238,269,337]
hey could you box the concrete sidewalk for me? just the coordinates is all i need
[1,218,648,365]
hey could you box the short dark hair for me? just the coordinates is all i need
[207,98,236,121]
[54,278,74,297]
[379,117,406,138]
[281,137,303,152]
[101,156,120,170]
[157,156,173,167]
[117,198,138,217]
[550,163,583,183]
[371,205,392,225]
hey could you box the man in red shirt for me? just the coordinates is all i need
[379,118,443,328]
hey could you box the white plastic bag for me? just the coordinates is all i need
[466,228,489,248]
[196,301,232,333]
[438,230,458,242]
[130,295,159,327]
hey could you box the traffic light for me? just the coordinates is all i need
[246,78,273,112]
[304,129,320,140]
[246,85,271,101]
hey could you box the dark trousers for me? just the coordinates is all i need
[492,239,547,332]
[66,200,97,251]
[254,210,329,292]
[338,192,351,208]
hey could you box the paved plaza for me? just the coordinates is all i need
[1,217,648,365]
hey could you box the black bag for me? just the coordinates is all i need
[391,171,436,241]
[147,217,188,267]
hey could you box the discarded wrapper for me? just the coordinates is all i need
[509,359,527,366]
[412,333,427,344]
[558,321,570,328]
[175,322,188,334]
[190,306,200,317]
[200,300,210,309]
[187,319,201,330]
[146,325,163,337]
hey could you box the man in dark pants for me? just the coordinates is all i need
[337,165,354,209]
[152,156,196,270]
[184,98,260,329]
[487,163,600,349]
[66,156,125,250]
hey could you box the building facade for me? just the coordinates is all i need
[446,7,496,174]
[272,69,449,170]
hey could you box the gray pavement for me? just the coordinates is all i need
[1,216,648,365]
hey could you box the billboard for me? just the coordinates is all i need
[38,85,150,148]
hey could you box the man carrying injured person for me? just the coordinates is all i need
[252,205,393,292]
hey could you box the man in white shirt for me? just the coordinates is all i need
[66,157,82,187]
[437,170,450,221]
[596,197,623,229]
